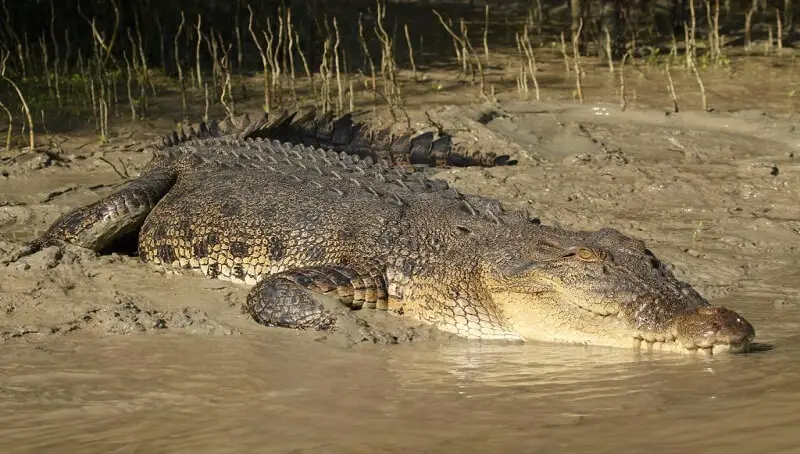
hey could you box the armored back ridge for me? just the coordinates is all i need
[158,109,517,167]
[28,110,755,355]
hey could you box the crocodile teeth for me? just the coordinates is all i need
[632,338,643,350]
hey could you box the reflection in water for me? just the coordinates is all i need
[2,297,800,454]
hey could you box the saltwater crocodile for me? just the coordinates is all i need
[27,110,755,354]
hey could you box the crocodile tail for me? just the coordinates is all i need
[157,110,517,167]
[159,120,221,148]
[253,109,518,167]
[158,113,269,148]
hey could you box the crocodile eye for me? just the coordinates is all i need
[577,248,599,262]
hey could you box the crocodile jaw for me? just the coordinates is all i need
[495,292,754,355]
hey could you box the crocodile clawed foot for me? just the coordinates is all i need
[1,235,105,272]
[245,264,388,331]
[244,268,409,345]
[246,280,340,331]
[0,235,58,265]
[0,242,38,265]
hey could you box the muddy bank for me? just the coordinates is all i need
[1,97,799,348]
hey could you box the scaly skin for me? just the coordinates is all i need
[30,112,755,354]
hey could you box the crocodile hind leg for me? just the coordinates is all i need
[245,264,388,330]
[29,170,176,253]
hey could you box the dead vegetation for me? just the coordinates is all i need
[0,0,796,150]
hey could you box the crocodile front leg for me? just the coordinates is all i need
[245,264,388,330]
[30,169,176,253]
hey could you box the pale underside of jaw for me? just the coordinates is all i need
[441,318,746,355]
[518,329,746,356]
[479,293,749,354]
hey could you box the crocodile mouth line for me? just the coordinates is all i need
[570,304,751,355]
[575,304,750,356]
[632,337,750,355]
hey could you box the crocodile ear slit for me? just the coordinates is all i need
[502,260,543,277]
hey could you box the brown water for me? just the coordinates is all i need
[2,285,799,453]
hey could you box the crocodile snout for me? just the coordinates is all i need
[673,306,755,353]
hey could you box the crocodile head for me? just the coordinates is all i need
[486,225,755,354]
